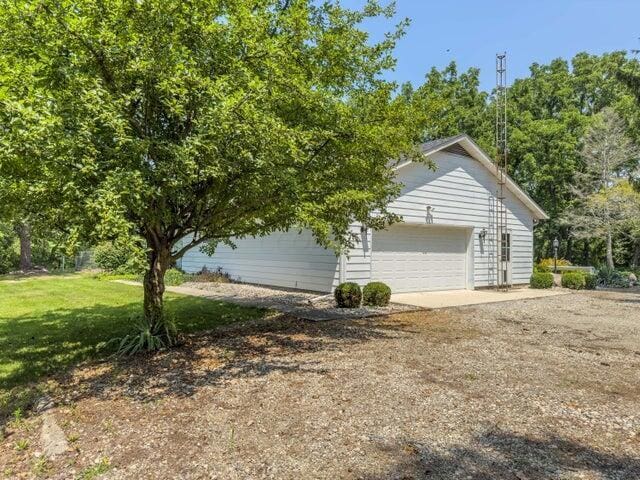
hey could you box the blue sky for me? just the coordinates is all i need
[342,0,640,91]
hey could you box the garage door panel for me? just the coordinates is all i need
[372,225,467,293]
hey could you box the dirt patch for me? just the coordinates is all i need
[1,291,640,479]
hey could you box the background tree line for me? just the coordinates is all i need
[408,51,640,267]
[4,49,640,275]
[3,50,640,274]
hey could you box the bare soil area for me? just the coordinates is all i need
[2,290,640,479]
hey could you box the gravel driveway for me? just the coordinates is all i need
[2,289,640,479]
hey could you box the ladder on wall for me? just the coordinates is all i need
[495,53,510,290]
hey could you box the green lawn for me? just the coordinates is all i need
[0,275,267,393]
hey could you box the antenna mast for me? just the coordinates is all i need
[495,53,510,290]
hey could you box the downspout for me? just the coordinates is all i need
[338,252,347,284]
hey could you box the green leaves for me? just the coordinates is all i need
[0,0,426,259]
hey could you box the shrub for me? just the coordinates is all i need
[362,282,392,307]
[530,271,553,289]
[0,224,19,274]
[538,257,572,270]
[164,268,188,286]
[596,267,629,288]
[619,271,638,286]
[94,241,146,274]
[94,242,128,271]
[111,313,177,356]
[190,266,233,283]
[584,273,597,290]
[561,271,586,290]
[334,282,362,308]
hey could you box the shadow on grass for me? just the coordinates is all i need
[362,428,640,479]
[0,296,267,392]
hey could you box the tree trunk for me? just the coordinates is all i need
[581,240,590,266]
[631,240,640,268]
[142,243,171,330]
[605,230,614,269]
[566,236,573,263]
[16,222,32,271]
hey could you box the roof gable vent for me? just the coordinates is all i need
[443,143,473,158]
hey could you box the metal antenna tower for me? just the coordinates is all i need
[495,53,510,290]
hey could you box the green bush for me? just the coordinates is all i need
[584,273,597,290]
[190,266,233,283]
[561,271,586,290]
[596,267,629,288]
[530,271,553,289]
[94,241,146,274]
[0,224,19,274]
[334,282,362,308]
[164,268,188,286]
[362,282,392,307]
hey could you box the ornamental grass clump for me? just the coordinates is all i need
[111,313,178,356]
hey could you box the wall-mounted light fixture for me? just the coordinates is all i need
[359,225,370,255]
[426,206,434,224]
[479,228,487,242]
[553,237,560,273]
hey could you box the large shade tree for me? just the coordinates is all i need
[0,0,427,342]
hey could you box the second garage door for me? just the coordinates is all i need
[371,225,468,293]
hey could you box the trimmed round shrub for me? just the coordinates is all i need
[584,273,597,290]
[561,271,586,290]
[362,282,392,307]
[334,282,362,308]
[530,271,553,289]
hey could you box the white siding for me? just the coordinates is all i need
[388,151,534,287]
[180,149,537,292]
[180,230,339,292]
[344,223,372,288]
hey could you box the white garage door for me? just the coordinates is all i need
[372,225,468,293]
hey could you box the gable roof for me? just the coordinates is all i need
[395,134,549,220]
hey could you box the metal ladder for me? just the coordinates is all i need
[495,53,510,290]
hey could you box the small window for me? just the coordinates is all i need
[500,232,511,262]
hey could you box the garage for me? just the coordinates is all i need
[371,225,469,293]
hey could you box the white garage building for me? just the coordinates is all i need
[181,134,548,293]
